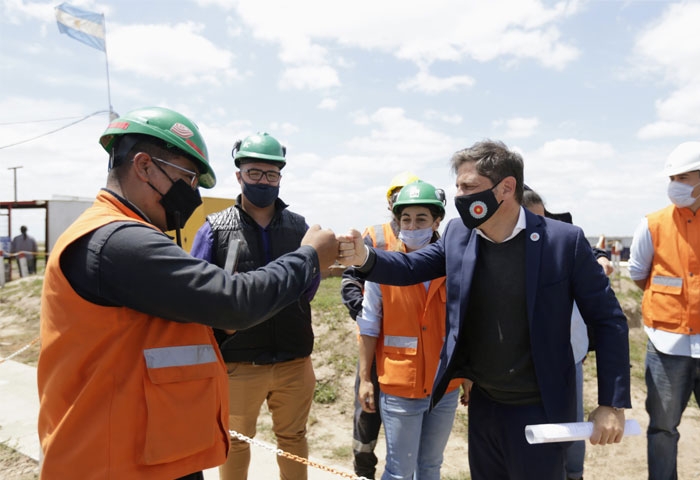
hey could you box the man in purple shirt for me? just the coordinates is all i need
[191,132,319,480]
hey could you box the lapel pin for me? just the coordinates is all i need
[530,232,540,242]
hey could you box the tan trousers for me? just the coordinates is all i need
[219,356,315,480]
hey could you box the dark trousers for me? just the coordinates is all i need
[353,358,382,478]
[176,472,203,480]
[468,386,566,480]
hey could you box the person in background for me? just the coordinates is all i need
[522,186,613,480]
[338,139,630,480]
[340,171,419,479]
[38,107,339,480]
[357,180,463,480]
[629,141,700,480]
[11,225,38,274]
[191,132,319,480]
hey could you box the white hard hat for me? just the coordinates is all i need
[663,141,700,176]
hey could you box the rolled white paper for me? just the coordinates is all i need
[525,419,641,444]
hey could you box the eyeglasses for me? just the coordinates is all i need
[152,156,199,188]
[242,168,281,183]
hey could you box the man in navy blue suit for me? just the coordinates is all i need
[338,140,631,480]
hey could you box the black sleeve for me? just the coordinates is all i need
[61,222,320,330]
[340,267,365,320]
[592,247,611,260]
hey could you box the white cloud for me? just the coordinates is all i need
[318,98,337,110]
[109,22,239,85]
[634,2,700,139]
[280,107,461,233]
[344,107,456,161]
[278,65,340,90]
[635,2,700,84]
[398,70,475,94]
[268,122,299,137]
[277,36,329,65]
[424,110,463,125]
[194,0,236,9]
[521,139,668,236]
[228,0,581,91]
[637,121,699,140]
[499,116,540,138]
[0,96,110,203]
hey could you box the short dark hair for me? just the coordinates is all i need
[111,134,193,170]
[108,136,192,182]
[522,188,544,209]
[450,140,524,203]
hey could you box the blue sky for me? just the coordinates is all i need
[1,0,698,242]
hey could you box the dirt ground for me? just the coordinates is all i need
[1,270,699,480]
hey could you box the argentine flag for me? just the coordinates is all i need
[55,3,105,52]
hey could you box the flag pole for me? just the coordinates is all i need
[101,12,116,121]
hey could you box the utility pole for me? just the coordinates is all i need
[7,166,22,202]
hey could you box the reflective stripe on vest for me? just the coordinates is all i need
[384,335,418,349]
[144,345,218,369]
[651,275,683,288]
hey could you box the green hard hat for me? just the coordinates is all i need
[392,180,446,217]
[99,106,216,188]
[233,132,286,168]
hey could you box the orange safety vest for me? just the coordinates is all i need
[642,205,700,334]
[38,191,229,479]
[364,222,399,251]
[376,278,462,398]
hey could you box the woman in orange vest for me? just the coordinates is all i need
[357,180,466,480]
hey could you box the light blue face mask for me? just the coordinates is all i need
[667,180,700,207]
[398,227,434,250]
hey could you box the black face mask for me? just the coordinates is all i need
[242,182,279,208]
[148,178,202,231]
[454,180,502,229]
[148,159,203,232]
[160,179,202,230]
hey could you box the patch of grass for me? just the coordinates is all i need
[628,328,647,382]
[329,445,352,460]
[311,277,349,330]
[311,276,343,311]
[314,380,338,404]
[327,351,356,376]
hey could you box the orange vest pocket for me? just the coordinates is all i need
[142,362,219,465]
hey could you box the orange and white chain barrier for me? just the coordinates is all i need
[0,336,40,365]
[230,430,371,480]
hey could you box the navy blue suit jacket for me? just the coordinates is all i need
[363,208,631,424]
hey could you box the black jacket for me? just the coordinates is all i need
[207,197,313,364]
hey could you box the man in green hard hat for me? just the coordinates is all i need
[191,132,318,480]
[37,108,339,480]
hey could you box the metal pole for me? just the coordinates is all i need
[7,166,22,202]
[102,13,117,121]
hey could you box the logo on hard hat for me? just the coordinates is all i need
[170,123,194,139]
[408,186,421,198]
[469,201,487,219]
[107,121,129,130]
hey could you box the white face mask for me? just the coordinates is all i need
[667,180,700,207]
[398,227,434,250]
